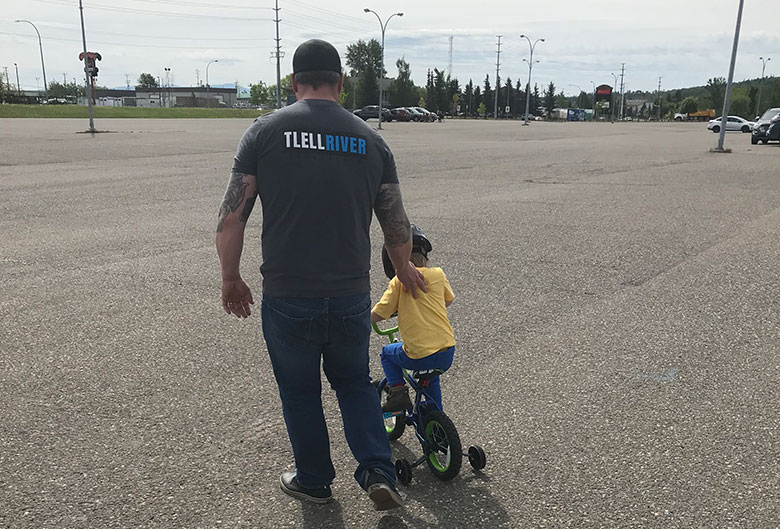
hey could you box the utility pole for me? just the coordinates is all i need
[657,76,662,121]
[448,36,453,78]
[195,69,200,86]
[14,63,20,94]
[273,0,282,109]
[619,63,625,121]
[494,35,502,119]
[714,0,745,153]
[125,73,130,89]
[63,72,67,85]
[78,0,95,132]
[756,57,771,116]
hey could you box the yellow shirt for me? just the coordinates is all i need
[372,267,455,359]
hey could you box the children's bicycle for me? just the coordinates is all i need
[372,322,486,485]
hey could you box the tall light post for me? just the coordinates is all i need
[15,20,47,99]
[520,34,544,125]
[14,63,20,94]
[714,0,745,153]
[756,56,771,117]
[77,0,95,131]
[610,73,618,123]
[590,80,596,119]
[164,67,171,108]
[522,57,539,123]
[364,8,403,130]
[206,59,218,107]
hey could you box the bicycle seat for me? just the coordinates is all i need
[412,368,444,381]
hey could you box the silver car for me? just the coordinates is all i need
[707,115,755,133]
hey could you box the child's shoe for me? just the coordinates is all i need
[382,385,412,412]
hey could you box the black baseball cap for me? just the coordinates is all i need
[292,39,342,75]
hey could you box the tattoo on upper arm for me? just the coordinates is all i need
[374,183,411,247]
[217,171,256,233]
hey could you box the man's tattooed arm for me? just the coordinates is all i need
[374,183,411,247]
[217,171,257,233]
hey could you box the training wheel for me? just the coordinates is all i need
[468,445,486,470]
[395,458,413,485]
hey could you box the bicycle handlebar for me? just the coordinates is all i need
[372,322,399,342]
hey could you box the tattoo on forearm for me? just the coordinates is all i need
[239,195,256,223]
[217,171,255,233]
[374,183,411,247]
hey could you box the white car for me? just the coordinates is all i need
[707,115,755,133]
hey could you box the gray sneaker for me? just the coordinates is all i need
[366,472,403,511]
[279,472,333,504]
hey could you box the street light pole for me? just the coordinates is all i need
[590,80,595,119]
[756,56,771,117]
[77,0,95,132]
[520,34,544,125]
[164,67,171,108]
[715,0,745,153]
[522,57,539,124]
[610,73,618,123]
[14,63,20,94]
[364,8,403,130]
[206,59,218,107]
[15,20,47,99]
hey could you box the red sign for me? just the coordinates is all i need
[596,84,612,95]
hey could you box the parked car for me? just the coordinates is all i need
[402,107,424,122]
[707,115,754,133]
[389,107,412,122]
[751,107,780,144]
[412,107,435,122]
[353,105,392,121]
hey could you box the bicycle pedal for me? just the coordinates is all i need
[383,411,404,419]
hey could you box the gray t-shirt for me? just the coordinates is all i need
[232,99,398,297]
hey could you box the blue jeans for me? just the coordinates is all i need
[261,293,395,490]
[380,342,455,411]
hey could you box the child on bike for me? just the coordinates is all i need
[371,224,455,413]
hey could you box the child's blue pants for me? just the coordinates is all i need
[380,342,455,411]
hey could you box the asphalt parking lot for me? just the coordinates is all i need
[1,117,779,529]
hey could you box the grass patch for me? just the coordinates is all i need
[0,105,270,119]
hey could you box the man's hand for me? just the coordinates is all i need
[221,278,254,318]
[396,261,427,298]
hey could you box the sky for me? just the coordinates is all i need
[2,0,780,95]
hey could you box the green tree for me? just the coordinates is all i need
[477,102,486,117]
[503,77,513,116]
[267,74,293,106]
[679,96,699,114]
[249,81,271,106]
[544,81,556,115]
[345,39,384,77]
[357,62,379,107]
[433,68,447,113]
[47,80,84,99]
[705,77,726,111]
[473,86,482,117]
[463,80,474,116]
[729,92,751,118]
[483,75,492,118]
[532,83,541,115]
[389,57,416,107]
[137,73,159,88]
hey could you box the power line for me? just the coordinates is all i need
[0,31,272,50]
[284,0,368,24]
[28,0,271,21]
[31,24,275,42]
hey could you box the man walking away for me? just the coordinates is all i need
[215,38,425,511]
